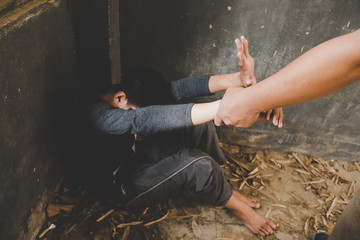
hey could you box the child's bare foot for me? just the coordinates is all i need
[233,191,260,209]
[235,36,256,87]
[216,192,260,210]
[225,192,276,237]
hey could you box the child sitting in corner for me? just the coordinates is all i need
[87,36,282,237]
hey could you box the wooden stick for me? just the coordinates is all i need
[271,204,287,208]
[117,221,143,229]
[229,178,241,182]
[239,179,247,191]
[169,214,200,220]
[275,159,295,164]
[38,224,56,238]
[248,167,259,176]
[354,162,360,173]
[302,179,325,185]
[224,153,252,171]
[292,153,310,172]
[121,226,131,240]
[269,158,282,168]
[321,216,329,228]
[304,217,311,237]
[265,208,272,218]
[326,197,338,218]
[347,181,355,198]
[295,169,311,175]
[96,209,114,222]
[144,209,170,226]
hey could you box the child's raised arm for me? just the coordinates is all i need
[208,36,256,93]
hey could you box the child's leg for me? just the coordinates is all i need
[134,122,225,164]
[184,123,261,209]
[122,148,232,208]
[183,122,226,164]
[120,148,273,236]
[134,123,261,208]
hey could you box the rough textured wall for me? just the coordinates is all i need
[120,0,360,161]
[0,1,77,239]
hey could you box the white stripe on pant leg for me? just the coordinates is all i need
[125,156,209,206]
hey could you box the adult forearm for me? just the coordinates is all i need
[248,30,360,112]
[215,30,360,128]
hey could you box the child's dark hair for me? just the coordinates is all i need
[110,68,173,107]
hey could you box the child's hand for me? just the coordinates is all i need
[265,108,284,128]
[236,36,256,88]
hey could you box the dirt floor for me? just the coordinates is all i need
[37,144,360,240]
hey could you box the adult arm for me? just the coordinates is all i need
[215,29,360,128]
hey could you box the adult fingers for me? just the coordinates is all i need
[272,114,279,126]
[278,108,284,128]
[266,109,273,120]
[214,115,224,126]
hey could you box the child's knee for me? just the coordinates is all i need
[190,157,219,189]
[193,157,215,172]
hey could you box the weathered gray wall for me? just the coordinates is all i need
[0,0,119,238]
[120,0,360,161]
[0,1,77,239]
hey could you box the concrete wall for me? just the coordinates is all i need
[119,0,360,161]
[0,1,77,239]
[0,0,118,238]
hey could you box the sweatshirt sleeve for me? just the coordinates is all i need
[171,75,212,100]
[89,102,194,135]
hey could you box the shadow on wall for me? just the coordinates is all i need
[67,0,130,198]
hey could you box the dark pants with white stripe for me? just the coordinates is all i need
[116,122,233,208]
